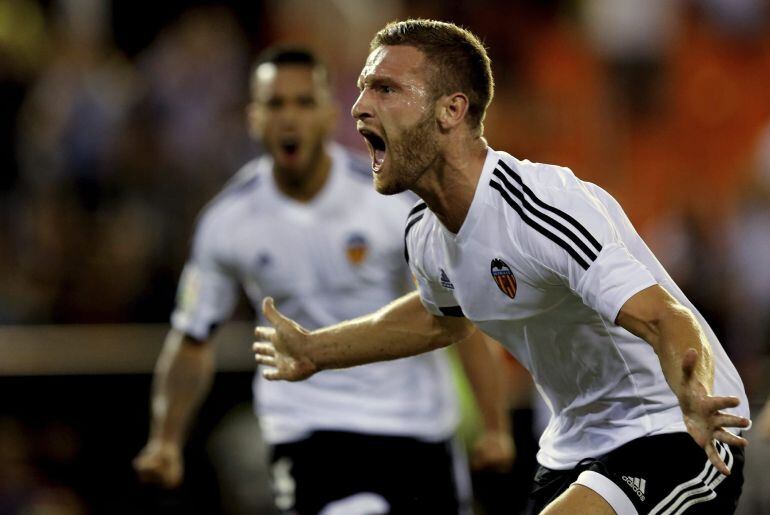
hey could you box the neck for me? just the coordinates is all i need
[412,136,488,234]
[273,149,332,202]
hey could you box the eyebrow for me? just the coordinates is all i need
[357,75,395,91]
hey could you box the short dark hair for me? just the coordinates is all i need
[251,46,329,91]
[371,19,494,135]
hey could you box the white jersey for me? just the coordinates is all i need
[172,144,458,445]
[406,147,749,470]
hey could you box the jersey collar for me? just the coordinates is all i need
[438,146,498,244]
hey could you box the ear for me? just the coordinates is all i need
[436,93,470,131]
[324,101,340,133]
[246,102,264,140]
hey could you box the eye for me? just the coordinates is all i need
[297,96,317,108]
[378,84,394,94]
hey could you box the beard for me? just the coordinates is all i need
[377,111,440,195]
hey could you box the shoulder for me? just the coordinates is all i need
[492,152,582,195]
[486,151,608,270]
[195,157,266,237]
[338,145,374,183]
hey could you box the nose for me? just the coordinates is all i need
[351,89,371,121]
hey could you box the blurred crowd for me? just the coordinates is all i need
[2,0,770,513]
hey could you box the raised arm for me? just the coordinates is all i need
[133,330,216,488]
[616,284,750,475]
[253,291,475,381]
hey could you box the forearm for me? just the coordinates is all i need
[308,291,473,371]
[617,286,714,400]
[148,330,216,446]
[457,332,510,434]
[649,306,714,398]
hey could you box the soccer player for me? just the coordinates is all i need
[253,21,752,514]
[133,47,513,514]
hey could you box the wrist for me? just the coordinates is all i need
[148,433,183,451]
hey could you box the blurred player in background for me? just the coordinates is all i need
[133,46,512,514]
[253,21,752,514]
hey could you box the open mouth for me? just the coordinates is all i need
[279,137,300,158]
[360,130,387,173]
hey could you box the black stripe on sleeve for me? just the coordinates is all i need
[492,169,597,262]
[408,201,428,218]
[490,180,590,270]
[439,306,465,317]
[497,160,602,253]
[403,213,424,264]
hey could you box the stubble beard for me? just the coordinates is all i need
[376,112,440,196]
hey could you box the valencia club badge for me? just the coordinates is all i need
[491,258,517,299]
[345,233,369,265]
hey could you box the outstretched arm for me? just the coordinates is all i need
[253,291,475,381]
[616,284,750,475]
[133,330,216,488]
[457,332,514,472]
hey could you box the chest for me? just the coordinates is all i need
[422,225,570,323]
[225,206,403,300]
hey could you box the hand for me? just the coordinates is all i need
[755,399,770,443]
[470,430,515,472]
[677,349,750,475]
[133,440,183,488]
[253,297,318,381]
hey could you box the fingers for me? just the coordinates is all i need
[711,411,751,430]
[704,440,730,476]
[133,451,182,488]
[262,367,287,381]
[262,297,290,329]
[253,342,276,356]
[703,395,741,411]
[255,355,276,367]
[254,326,275,341]
[469,433,515,472]
[714,429,748,448]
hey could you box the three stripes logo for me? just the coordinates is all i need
[649,440,733,515]
[439,269,454,290]
[488,160,602,270]
[491,258,517,299]
[622,476,647,502]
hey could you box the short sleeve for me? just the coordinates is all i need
[412,269,463,317]
[170,210,239,340]
[511,171,657,322]
[575,243,658,321]
[404,203,464,318]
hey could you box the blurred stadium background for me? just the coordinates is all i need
[1,0,770,513]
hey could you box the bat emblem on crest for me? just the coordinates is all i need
[490,258,517,299]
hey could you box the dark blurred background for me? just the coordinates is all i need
[1,0,770,514]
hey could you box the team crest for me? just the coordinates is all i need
[345,233,369,265]
[491,258,517,299]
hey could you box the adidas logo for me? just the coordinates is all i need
[622,475,646,502]
[439,269,454,289]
